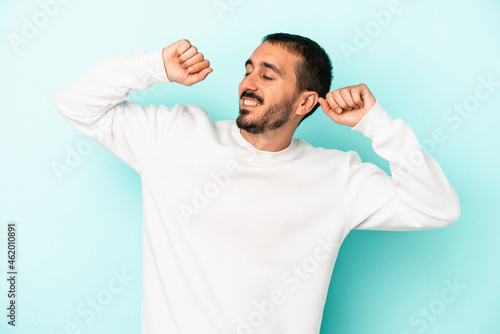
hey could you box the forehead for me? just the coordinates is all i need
[246,42,300,78]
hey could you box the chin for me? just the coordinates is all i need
[236,114,256,132]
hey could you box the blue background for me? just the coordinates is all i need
[1,0,499,333]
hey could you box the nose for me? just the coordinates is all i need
[239,72,258,93]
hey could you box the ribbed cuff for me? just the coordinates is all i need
[139,49,171,86]
[351,100,395,138]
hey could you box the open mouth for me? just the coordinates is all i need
[241,97,261,108]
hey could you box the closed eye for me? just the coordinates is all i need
[243,72,273,80]
[244,73,273,80]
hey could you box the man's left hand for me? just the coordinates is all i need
[318,84,376,127]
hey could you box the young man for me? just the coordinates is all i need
[54,33,460,334]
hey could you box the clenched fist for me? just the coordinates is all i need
[318,84,376,127]
[162,39,213,86]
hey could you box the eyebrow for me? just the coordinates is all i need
[245,59,283,78]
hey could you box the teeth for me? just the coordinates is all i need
[243,99,259,106]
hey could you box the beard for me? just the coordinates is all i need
[236,94,297,135]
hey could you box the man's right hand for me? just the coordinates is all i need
[162,39,213,86]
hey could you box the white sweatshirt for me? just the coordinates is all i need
[54,49,460,334]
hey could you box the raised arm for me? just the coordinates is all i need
[318,84,460,231]
[54,39,212,171]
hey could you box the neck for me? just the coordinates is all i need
[240,124,296,152]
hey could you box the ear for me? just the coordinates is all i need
[296,91,319,116]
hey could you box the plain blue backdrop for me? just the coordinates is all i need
[1,0,499,333]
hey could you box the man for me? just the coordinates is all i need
[54,33,460,334]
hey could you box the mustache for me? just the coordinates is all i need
[240,91,264,104]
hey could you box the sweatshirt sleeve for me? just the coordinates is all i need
[342,101,461,231]
[54,49,179,173]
